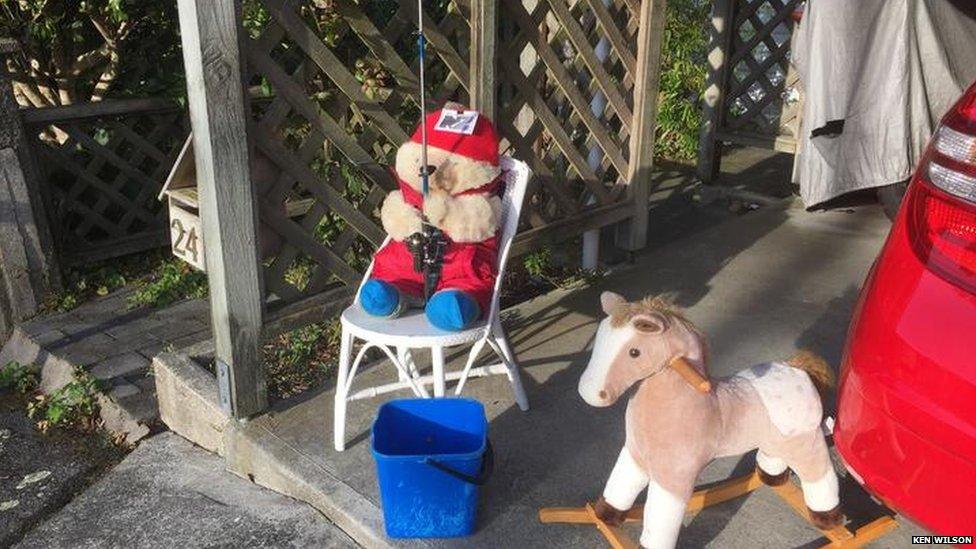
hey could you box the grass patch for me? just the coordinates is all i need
[47,250,209,312]
[264,320,342,401]
[46,252,162,312]
[3,364,126,445]
[521,248,606,290]
[48,254,209,313]
[26,372,102,434]
[0,361,38,394]
[127,259,208,309]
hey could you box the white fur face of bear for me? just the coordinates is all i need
[395,141,500,195]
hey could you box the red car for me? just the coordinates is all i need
[835,81,976,534]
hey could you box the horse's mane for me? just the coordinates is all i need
[609,295,690,327]
[609,295,710,370]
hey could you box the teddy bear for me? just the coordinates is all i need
[358,105,504,331]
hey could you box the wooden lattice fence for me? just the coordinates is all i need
[22,99,189,266]
[244,0,661,325]
[244,0,474,319]
[495,0,646,253]
[698,0,801,182]
[166,0,665,415]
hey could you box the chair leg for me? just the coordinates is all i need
[396,346,416,381]
[431,345,446,397]
[406,348,419,378]
[492,326,529,411]
[334,329,354,451]
[455,338,488,396]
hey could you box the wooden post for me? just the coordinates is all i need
[0,39,58,341]
[696,0,735,183]
[176,0,267,418]
[624,0,667,251]
[470,0,498,119]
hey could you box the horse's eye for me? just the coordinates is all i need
[629,348,641,358]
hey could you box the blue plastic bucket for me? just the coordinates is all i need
[371,398,491,538]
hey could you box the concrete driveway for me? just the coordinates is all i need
[232,198,926,548]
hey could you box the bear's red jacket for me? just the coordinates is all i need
[369,177,504,315]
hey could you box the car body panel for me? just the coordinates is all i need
[835,85,976,535]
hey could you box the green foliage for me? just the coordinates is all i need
[0,361,38,394]
[1,0,183,104]
[522,248,606,290]
[281,159,375,292]
[27,372,102,433]
[655,0,710,161]
[242,0,272,40]
[47,251,208,312]
[7,0,710,156]
[49,257,140,312]
[523,249,553,280]
[299,1,342,47]
[127,259,209,309]
[44,250,150,311]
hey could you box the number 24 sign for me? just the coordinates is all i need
[169,206,206,271]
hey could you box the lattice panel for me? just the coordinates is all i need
[495,0,639,229]
[723,0,800,137]
[246,0,471,308]
[27,108,188,265]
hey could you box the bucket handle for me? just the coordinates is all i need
[424,440,494,486]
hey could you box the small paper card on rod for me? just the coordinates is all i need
[434,109,480,135]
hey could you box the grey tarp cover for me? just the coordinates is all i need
[791,0,976,208]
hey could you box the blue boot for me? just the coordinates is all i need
[359,279,403,318]
[425,290,480,331]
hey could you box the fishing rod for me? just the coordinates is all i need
[417,0,430,199]
[406,0,446,302]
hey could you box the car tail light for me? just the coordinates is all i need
[906,84,976,293]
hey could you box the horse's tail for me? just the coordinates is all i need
[786,350,835,399]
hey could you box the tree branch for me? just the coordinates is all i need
[89,14,118,46]
[85,14,129,102]
[89,48,120,102]
[69,44,111,77]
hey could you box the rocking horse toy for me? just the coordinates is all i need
[540,292,898,549]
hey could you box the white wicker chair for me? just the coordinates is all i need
[333,156,532,451]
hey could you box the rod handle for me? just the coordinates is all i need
[669,357,711,393]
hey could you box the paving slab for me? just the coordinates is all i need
[15,432,356,549]
[89,352,150,381]
[0,290,210,444]
[230,200,928,548]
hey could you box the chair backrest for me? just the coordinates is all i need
[486,156,532,323]
[354,156,533,321]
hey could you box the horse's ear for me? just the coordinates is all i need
[632,312,669,334]
[600,291,626,315]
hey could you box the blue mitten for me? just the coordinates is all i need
[425,289,480,331]
[359,279,403,318]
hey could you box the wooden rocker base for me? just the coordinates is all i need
[539,471,899,549]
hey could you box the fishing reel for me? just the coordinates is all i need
[406,222,447,301]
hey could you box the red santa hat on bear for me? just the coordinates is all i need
[395,103,501,196]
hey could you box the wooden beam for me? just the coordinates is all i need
[20,98,178,125]
[623,0,667,251]
[177,0,267,418]
[714,129,797,154]
[511,200,632,257]
[470,0,498,118]
[696,0,736,183]
[60,231,170,267]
